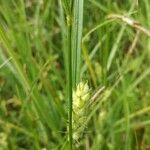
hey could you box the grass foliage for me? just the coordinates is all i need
[0,0,150,149]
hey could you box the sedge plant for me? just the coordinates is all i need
[61,0,84,148]
[0,0,150,149]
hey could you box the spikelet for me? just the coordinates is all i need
[72,81,90,141]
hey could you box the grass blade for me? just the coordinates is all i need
[72,0,84,87]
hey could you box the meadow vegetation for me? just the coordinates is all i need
[0,0,150,149]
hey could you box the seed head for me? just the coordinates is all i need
[72,81,90,141]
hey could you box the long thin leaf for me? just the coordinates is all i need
[72,0,84,87]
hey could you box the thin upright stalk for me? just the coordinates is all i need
[60,0,73,148]
[67,15,73,149]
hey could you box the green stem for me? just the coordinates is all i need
[61,0,74,148]
[67,15,73,150]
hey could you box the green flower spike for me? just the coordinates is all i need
[72,81,90,141]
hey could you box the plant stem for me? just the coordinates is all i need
[61,0,73,148]
[67,15,73,150]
